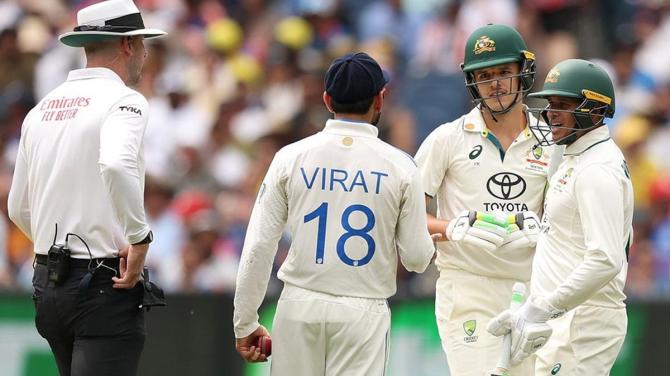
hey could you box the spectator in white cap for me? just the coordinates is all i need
[7,1,165,375]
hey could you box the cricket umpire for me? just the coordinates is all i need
[7,0,163,374]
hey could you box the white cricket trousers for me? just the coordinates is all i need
[535,304,627,375]
[270,284,390,376]
[435,268,535,376]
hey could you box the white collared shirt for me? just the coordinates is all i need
[234,118,435,337]
[8,68,151,259]
[415,106,560,280]
[532,126,633,310]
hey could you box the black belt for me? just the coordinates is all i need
[35,254,120,269]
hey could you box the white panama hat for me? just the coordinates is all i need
[59,0,166,47]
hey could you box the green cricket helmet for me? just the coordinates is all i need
[461,24,536,115]
[528,59,615,146]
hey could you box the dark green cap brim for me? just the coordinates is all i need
[528,89,582,99]
[462,56,521,72]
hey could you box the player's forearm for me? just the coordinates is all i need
[545,248,621,311]
[98,162,150,244]
[427,214,449,241]
[397,234,434,273]
[7,194,31,239]
[233,239,279,338]
[233,188,287,338]
[8,148,32,239]
[396,174,436,271]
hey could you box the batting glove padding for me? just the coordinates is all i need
[500,211,541,252]
[487,296,565,366]
[447,210,508,252]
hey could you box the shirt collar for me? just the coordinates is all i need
[323,118,379,138]
[462,106,534,140]
[67,68,124,84]
[564,126,611,156]
[462,106,487,133]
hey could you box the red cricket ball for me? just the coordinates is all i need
[256,335,272,357]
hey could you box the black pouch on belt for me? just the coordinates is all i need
[139,267,166,311]
[47,244,71,284]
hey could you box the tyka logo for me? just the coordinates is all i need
[119,105,142,115]
[469,145,483,160]
[486,172,526,200]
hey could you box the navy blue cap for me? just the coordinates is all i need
[324,52,390,103]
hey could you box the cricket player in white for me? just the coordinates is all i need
[233,52,435,375]
[488,59,633,375]
[415,25,558,376]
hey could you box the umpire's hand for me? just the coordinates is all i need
[113,244,149,289]
[236,325,270,363]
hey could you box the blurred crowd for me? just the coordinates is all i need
[1,0,670,300]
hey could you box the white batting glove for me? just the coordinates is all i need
[500,211,541,252]
[487,296,565,366]
[447,210,508,252]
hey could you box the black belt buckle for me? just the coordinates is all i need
[139,267,166,311]
[47,244,71,284]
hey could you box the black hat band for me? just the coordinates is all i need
[74,12,145,33]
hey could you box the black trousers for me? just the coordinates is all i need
[32,259,145,376]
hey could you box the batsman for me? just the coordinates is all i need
[415,24,560,376]
[488,59,633,375]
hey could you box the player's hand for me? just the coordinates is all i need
[500,211,541,252]
[446,210,508,252]
[487,296,564,365]
[112,244,148,289]
[236,325,270,363]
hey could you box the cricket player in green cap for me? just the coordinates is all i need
[415,24,562,376]
[488,58,633,375]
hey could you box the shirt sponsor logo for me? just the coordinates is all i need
[119,105,142,115]
[40,96,91,122]
[469,145,483,160]
[486,172,526,200]
[483,202,529,212]
[463,319,478,343]
[40,96,91,110]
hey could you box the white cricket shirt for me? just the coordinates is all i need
[234,119,435,338]
[8,68,151,259]
[416,107,558,280]
[532,126,633,311]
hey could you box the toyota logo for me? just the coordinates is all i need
[486,172,526,200]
